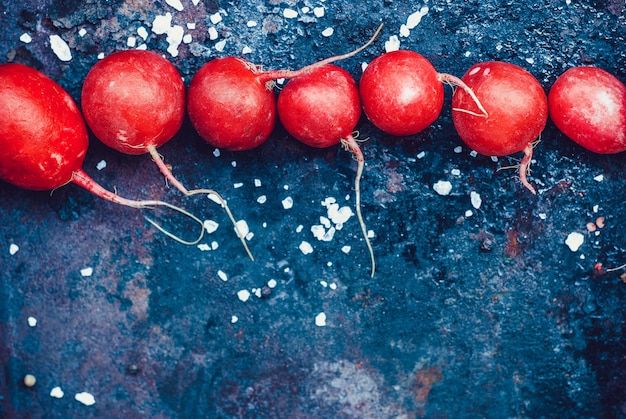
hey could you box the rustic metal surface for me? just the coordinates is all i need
[1,0,625,417]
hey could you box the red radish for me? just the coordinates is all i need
[359,50,487,137]
[548,66,626,154]
[0,62,203,244]
[81,50,252,259]
[187,24,383,152]
[277,64,375,277]
[451,61,549,194]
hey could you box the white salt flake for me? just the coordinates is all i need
[50,387,64,398]
[197,243,210,251]
[313,7,325,17]
[215,39,227,52]
[97,52,104,59]
[330,283,337,290]
[296,225,304,233]
[152,13,173,35]
[237,289,251,302]
[165,25,184,57]
[538,213,547,220]
[217,270,228,281]
[127,36,137,47]
[96,160,107,170]
[213,148,221,157]
[28,317,37,327]
[399,24,410,37]
[417,151,426,159]
[385,35,400,52]
[183,34,193,44]
[594,174,604,182]
[593,205,599,213]
[465,210,474,217]
[203,220,219,234]
[210,12,222,24]
[192,0,200,5]
[328,205,353,225]
[283,8,298,18]
[321,27,334,37]
[267,279,277,288]
[233,182,244,188]
[315,312,327,327]
[187,23,196,30]
[470,191,482,209]
[320,216,331,229]
[407,6,429,29]
[9,244,19,255]
[282,197,294,209]
[78,28,87,37]
[341,246,351,254]
[49,35,72,61]
[242,46,252,54]
[302,6,310,13]
[80,267,93,277]
[211,241,219,250]
[234,220,249,239]
[166,0,184,11]
[247,20,258,27]
[451,168,461,176]
[433,180,452,196]
[254,179,262,187]
[231,315,238,323]
[207,193,223,206]
[299,241,314,255]
[525,57,535,65]
[208,27,219,40]
[565,232,585,252]
[454,146,463,153]
[257,195,267,204]
[20,33,32,43]
[469,150,478,157]
[75,392,96,406]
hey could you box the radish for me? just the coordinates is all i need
[187,24,383,152]
[0,62,203,244]
[277,64,376,277]
[359,50,487,137]
[548,66,626,154]
[451,61,549,194]
[81,50,252,259]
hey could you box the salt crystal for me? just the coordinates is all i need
[165,25,184,57]
[299,241,314,254]
[233,182,243,188]
[433,180,452,196]
[565,232,585,252]
[49,35,72,61]
[361,62,368,72]
[454,146,463,153]
[9,244,19,255]
[328,205,353,225]
[470,191,482,209]
[399,24,410,37]
[78,28,87,37]
[313,7,325,17]
[215,39,227,52]
[234,220,249,238]
[451,168,461,176]
[50,386,64,398]
[80,267,93,277]
[315,312,326,327]
[28,317,37,327]
[166,0,184,11]
[217,270,228,281]
[469,150,478,157]
[341,245,351,254]
[385,35,400,52]
[296,225,304,233]
[302,6,310,13]
[284,185,290,190]
[268,279,277,288]
[254,179,262,187]
[247,21,258,27]
[192,0,200,4]
[490,156,499,162]
[197,244,210,251]
[465,210,474,217]
[207,193,223,206]
[208,27,219,40]
[539,213,547,220]
[417,151,426,159]
[187,23,196,30]
[320,216,331,229]
[367,230,375,239]
[593,205,599,213]
[211,241,219,250]
[283,8,298,18]
[237,290,251,302]
[407,6,429,29]
[213,148,221,157]
[20,33,32,43]
[75,392,96,406]
[593,174,604,182]
[525,57,535,64]
[183,34,193,44]
[282,197,294,209]
[127,36,137,47]
[231,315,238,323]
[97,52,105,59]
[321,27,334,37]
[152,14,173,35]
[242,46,252,54]
[210,12,222,24]
[203,220,219,234]
[329,283,337,290]
[96,160,106,170]
[257,195,267,204]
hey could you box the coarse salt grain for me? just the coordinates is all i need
[296,225,304,233]
[282,197,294,209]
[28,317,37,327]
[565,232,585,252]
[321,27,334,37]
[465,210,474,217]
[213,148,221,157]
[242,46,252,54]
[385,35,400,52]
[233,182,243,188]
[217,270,228,281]
[257,195,267,204]
[231,315,238,323]
[247,20,257,27]
[314,7,325,17]
[283,8,298,18]
[594,174,604,182]
[50,386,64,398]
[96,160,106,170]
[9,244,19,255]
[254,179,262,187]
[237,290,251,302]
[49,35,72,61]
[166,0,184,11]
[399,24,410,37]
[341,246,351,254]
[127,36,137,47]
[315,312,326,327]
[203,220,219,234]
[78,28,87,37]
[208,27,219,40]
[407,6,429,29]
[433,180,452,196]
[187,22,196,30]
[299,241,314,255]
[268,279,277,288]
[470,191,482,209]
[210,12,222,24]
[215,39,227,52]
[75,392,96,406]
[417,151,426,159]
[454,146,463,153]
[80,267,93,277]
[20,33,32,43]
[197,244,210,251]
[183,34,193,44]
[234,220,249,238]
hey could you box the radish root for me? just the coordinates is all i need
[257,23,384,83]
[341,134,376,278]
[605,263,626,272]
[148,146,254,261]
[439,73,489,118]
[71,169,205,245]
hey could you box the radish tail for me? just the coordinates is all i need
[341,135,376,278]
[519,143,537,195]
[148,146,254,260]
[439,73,489,118]
[71,168,205,245]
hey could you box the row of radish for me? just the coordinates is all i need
[0,28,624,277]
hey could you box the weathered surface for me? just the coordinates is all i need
[1,0,625,417]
